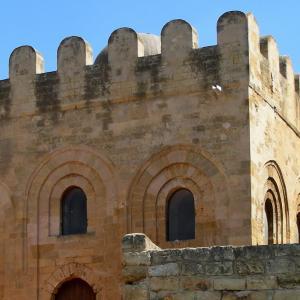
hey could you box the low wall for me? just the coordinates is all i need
[122,234,300,300]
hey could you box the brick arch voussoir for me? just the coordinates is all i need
[26,145,116,200]
[26,145,117,212]
[44,262,102,296]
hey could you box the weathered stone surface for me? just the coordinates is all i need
[246,276,278,290]
[181,263,204,275]
[150,277,179,292]
[123,235,300,300]
[123,252,152,266]
[149,263,180,277]
[124,284,148,300]
[0,9,299,300]
[213,278,246,290]
[205,261,233,276]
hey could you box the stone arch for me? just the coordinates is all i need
[24,145,118,295]
[43,262,101,299]
[127,144,230,247]
[262,161,290,243]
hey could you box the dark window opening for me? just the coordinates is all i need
[297,213,300,243]
[167,188,195,241]
[61,187,87,235]
[265,199,274,245]
[55,278,95,300]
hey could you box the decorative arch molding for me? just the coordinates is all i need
[127,144,230,247]
[43,262,102,299]
[263,160,290,243]
[24,145,118,286]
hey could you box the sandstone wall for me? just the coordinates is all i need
[123,234,300,300]
[0,10,298,299]
[247,14,300,244]
[0,12,253,299]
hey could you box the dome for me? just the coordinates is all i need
[95,33,161,65]
[137,33,161,56]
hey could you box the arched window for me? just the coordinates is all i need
[264,199,274,244]
[297,213,300,243]
[167,188,195,241]
[55,278,95,300]
[61,187,87,235]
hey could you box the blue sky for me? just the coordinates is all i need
[0,0,299,79]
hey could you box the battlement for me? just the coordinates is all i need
[0,11,299,130]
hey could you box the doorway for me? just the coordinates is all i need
[55,278,96,300]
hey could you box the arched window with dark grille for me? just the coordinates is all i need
[167,188,195,241]
[61,187,87,235]
[264,199,274,245]
[297,213,300,243]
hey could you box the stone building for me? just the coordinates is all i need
[0,10,299,299]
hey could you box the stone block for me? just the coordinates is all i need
[180,276,212,291]
[235,260,264,275]
[122,233,160,253]
[266,259,295,274]
[181,263,204,275]
[214,278,246,291]
[123,251,151,266]
[123,266,148,283]
[277,274,300,288]
[206,261,233,275]
[150,277,179,292]
[124,284,148,300]
[273,290,300,300]
[149,263,179,277]
[246,276,278,290]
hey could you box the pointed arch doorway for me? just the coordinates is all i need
[55,278,96,300]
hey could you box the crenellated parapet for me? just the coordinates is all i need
[248,18,300,129]
[0,11,299,130]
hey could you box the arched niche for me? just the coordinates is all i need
[127,144,230,248]
[262,161,290,244]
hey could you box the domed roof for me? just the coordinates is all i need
[137,33,161,56]
[94,33,161,65]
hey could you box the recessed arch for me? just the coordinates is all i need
[262,161,290,244]
[25,145,118,295]
[44,262,102,299]
[127,144,230,247]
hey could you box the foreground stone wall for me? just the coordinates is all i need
[123,234,300,299]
